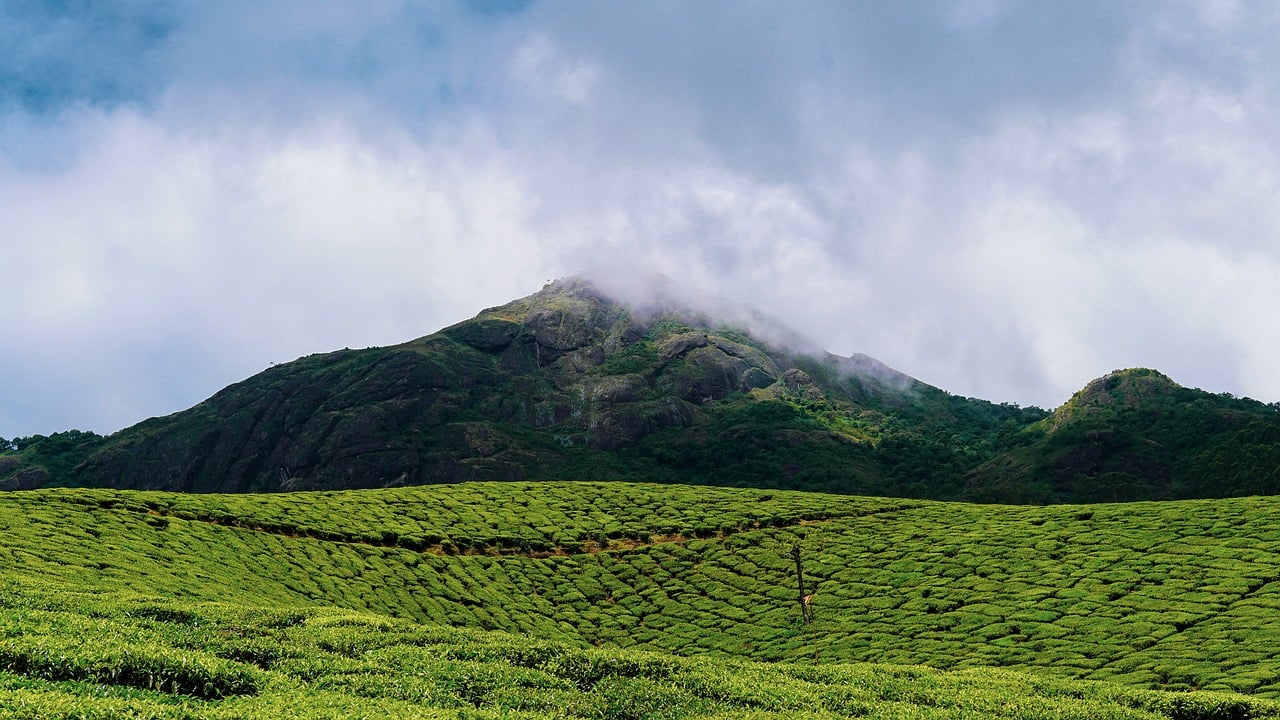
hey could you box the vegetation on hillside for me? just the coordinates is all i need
[964,368,1280,502]
[4,282,1279,504]
[0,429,104,490]
[8,482,1280,699]
[4,579,1271,720]
[3,277,1055,498]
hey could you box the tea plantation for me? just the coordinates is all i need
[5,482,1280,717]
[6,581,1273,720]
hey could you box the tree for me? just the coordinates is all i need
[792,544,813,624]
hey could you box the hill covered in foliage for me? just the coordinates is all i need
[8,481,1280,700]
[964,368,1280,503]
[2,277,1278,502]
[6,481,1280,719]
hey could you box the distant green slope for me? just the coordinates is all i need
[964,368,1280,502]
[0,429,104,489]
[9,482,1280,698]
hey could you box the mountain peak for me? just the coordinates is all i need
[1049,368,1180,428]
[545,270,824,355]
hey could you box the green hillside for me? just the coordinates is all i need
[13,276,1042,497]
[8,481,1280,713]
[964,368,1280,502]
[7,276,1279,504]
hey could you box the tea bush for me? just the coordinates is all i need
[6,483,1280,712]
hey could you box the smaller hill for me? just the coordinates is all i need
[0,429,104,489]
[963,368,1280,503]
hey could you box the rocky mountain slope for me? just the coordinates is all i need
[3,277,1278,502]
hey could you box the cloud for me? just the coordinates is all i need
[3,1,1280,436]
[0,107,556,435]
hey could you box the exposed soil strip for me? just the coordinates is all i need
[131,502,923,558]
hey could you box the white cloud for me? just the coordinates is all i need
[0,107,558,435]
[511,35,601,106]
[5,2,1280,437]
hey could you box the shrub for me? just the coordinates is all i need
[0,636,263,698]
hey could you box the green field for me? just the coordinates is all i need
[5,482,1280,717]
[7,582,1274,719]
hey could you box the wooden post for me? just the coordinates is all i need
[791,544,810,624]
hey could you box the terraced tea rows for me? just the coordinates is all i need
[75,481,906,552]
[4,581,1273,720]
[5,483,1280,698]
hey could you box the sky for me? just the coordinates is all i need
[3,0,1280,438]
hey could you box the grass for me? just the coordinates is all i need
[5,482,1280,714]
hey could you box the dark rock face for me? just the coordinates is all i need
[0,459,49,490]
[444,320,518,353]
[0,456,22,478]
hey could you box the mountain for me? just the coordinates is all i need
[2,276,1278,502]
[963,367,1280,503]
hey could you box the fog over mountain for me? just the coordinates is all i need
[4,2,1280,438]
